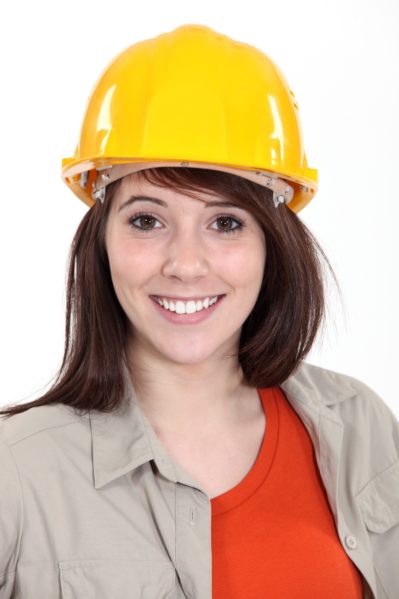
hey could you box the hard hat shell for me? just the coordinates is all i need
[61,24,318,212]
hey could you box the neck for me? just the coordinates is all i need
[125,343,250,436]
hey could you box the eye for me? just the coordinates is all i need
[127,212,162,232]
[126,212,245,235]
[210,215,245,235]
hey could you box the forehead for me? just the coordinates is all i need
[112,171,240,210]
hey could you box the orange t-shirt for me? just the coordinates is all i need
[211,387,364,598]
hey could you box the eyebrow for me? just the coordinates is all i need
[118,195,240,212]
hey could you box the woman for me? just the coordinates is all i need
[0,24,398,599]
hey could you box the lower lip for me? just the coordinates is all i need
[150,296,225,325]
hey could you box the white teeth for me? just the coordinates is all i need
[155,295,220,314]
[176,301,197,314]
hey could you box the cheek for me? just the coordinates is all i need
[107,235,159,287]
[215,240,266,289]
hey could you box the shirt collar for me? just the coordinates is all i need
[90,361,196,489]
[280,361,357,409]
[90,360,356,489]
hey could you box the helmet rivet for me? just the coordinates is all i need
[92,187,106,203]
[273,193,285,208]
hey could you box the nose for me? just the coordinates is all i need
[161,227,210,281]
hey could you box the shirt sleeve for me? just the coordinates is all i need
[352,380,399,598]
[0,438,23,598]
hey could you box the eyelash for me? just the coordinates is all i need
[127,211,246,235]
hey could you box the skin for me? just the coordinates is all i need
[105,171,267,439]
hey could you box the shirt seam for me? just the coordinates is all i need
[6,419,85,448]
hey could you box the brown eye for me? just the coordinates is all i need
[128,213,162,232]
[211,216,244,235]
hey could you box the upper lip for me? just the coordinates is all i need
[151,294,224,301]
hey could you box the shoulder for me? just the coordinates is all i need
[284,360,387,404]
[282,360,399,469]
[0,402,88,448]
[285,360,397,416]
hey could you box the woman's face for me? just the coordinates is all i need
[105,172,266,367]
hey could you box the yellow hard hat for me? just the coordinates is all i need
[61,24,318,213]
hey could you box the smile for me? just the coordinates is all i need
[153,295,222,314]
[150,294,225,324]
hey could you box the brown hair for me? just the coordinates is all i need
[0,167,341,419]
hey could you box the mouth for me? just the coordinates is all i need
[150,294,225,315]
[149,294,225,323]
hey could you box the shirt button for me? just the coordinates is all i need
[345,535,358,549]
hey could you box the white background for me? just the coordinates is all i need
[1,0,398,417]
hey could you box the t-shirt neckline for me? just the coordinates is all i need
[211,387,279,516]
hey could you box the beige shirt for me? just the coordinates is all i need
[0,361,398,599]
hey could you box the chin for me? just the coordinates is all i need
[156,336,236,367]
[161,349,216,366]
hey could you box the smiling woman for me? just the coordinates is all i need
[105,170,267,373]
[0,165,330,416]
[0,23,398,599]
